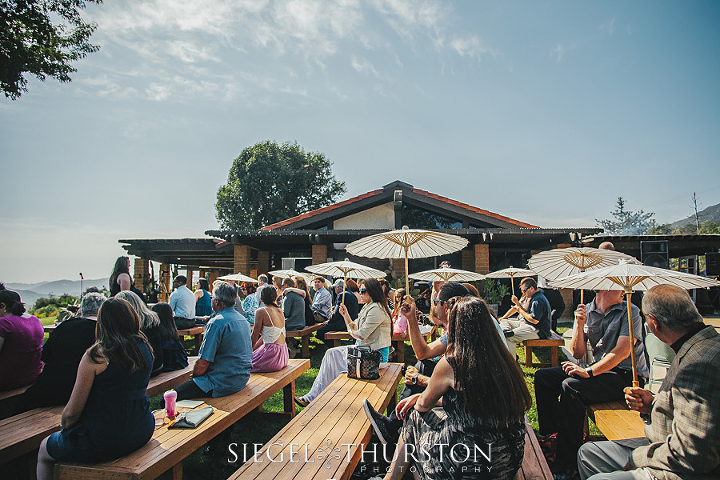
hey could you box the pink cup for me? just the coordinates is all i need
[164,390,177,419]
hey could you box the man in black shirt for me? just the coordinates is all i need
[12,292,105,414]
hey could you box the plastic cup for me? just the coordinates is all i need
[164,390,177,419]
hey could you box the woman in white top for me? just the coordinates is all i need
[250,286,289,373]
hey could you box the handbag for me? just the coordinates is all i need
[168,406,214,429]
[347,346,381,380]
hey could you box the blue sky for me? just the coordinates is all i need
[2,0,719,283]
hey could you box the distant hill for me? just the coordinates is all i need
[5,278,109,307]
[670,202,720,229]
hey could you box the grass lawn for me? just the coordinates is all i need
[164,327,599,479]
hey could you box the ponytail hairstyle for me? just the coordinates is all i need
[0,290,25,316]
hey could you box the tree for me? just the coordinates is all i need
[596,197,656,235]
[1,0,102,100]
[215,141,347,230]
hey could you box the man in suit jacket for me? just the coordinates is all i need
[578,284,720,480]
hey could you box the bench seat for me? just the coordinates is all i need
[55,358,310,480]
[228,363,403,480]
[587,401,645,441]
[0,357,199,465]
[514,416,553,480]
[523,331,565,368]
[286,323,323,358]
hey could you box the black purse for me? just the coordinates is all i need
[347,346,381,380]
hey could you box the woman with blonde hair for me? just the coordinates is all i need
[116,290,162,374]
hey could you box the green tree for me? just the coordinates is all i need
[648,222,673,235]
[596,197,656,235]
[216,141,347,230]
[1,0,102,100]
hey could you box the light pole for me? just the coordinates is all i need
[79,273,84,297]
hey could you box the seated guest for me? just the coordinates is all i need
[0,289,44,391]
[310,276,332,324]
[172,281,253,400]
[150,303,189,373]
[376,296,531,480]
[240,282,258,325]
[316,279,360,343]
[280,278,307,332]
[116,290,163,375]
[194,278,213,317]
[363,283,512,445]
[255,274,270,307]
[250,286,289,373]
[13,292,105,414]
[578,285,720,480]
[535,288,647,472]
[499,277,552,346]
[169,275,196,330]
[36,298,155,479]
[294,278,391,406]
[391,288,409,337]
[295,277,316,326]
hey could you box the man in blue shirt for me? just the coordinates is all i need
[173,281,253,400]
[499,277,552,346]
[310,277,332,324]
[169,275,197,330]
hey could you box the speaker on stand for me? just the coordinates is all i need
[641,240,669,269]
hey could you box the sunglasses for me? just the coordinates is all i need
[432,298,446,307]
[359,288,368,294]
[433,295,461,307]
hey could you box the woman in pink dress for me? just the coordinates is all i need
[250,286,289,373]
[0,289,44,390]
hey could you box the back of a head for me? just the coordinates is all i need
[461,283,480,297]
[447,297,531,422]
[0,290,25,316]
[261,284,278,305]
[439,282,469,302]
[80,292,107,317]
[174,275,187,286]
[214,281,237,308]
[151,302,180,341]
[282,278,295,289]
[258,274,269,284]
[94,298,148,372]
[598,241,615,251]
[198,278,210,291]
[116,290,159,329]
[346,279,359,293]
[643,284,703,332]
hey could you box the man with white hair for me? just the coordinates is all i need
[12,292,106,414]
[578,284,720,480]
[173,281,253,401]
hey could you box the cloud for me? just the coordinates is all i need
[553,43,565,63]
[449,35,496,61]
[146,83,171,101]
[351,57,380,77]
[599,17,616,35]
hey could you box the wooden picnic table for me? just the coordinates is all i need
[177,325,205,352]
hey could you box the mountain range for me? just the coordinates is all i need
[4,278,109,308]
[669,202,720,229]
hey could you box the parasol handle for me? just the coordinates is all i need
[342,274,347,307]
[510,273,515,297]
[405,249,410,300]
[625,287,639,387]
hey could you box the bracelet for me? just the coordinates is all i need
[585,367,594,378]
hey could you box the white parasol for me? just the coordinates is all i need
[218,273,258,283]
[346,226,469,295]
[268,269,314,282]
[305,259,387,306]
[551,260,720,386]
[409,266,485,283]
[528,247,637,303]
[484,267,537,297]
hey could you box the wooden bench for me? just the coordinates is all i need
[227,363,403,480]
[286,323,323,358]
[522,331,565,368]
[587,401,645,441]
[54,358,310,480]
[514,416,553,480]
[0,357,199,466]
[325,326,437,365]
[0,386,30,417]
[43,324,56,334]
[177,325,205,352]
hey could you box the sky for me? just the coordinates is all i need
[2,0,720,284]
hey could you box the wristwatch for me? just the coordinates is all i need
[411,373,419,385]
[585,367,594,378]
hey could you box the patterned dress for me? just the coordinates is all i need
[401,389,525,480]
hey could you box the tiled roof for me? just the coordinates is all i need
[260,189,383,230]
[411,188,539,229]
